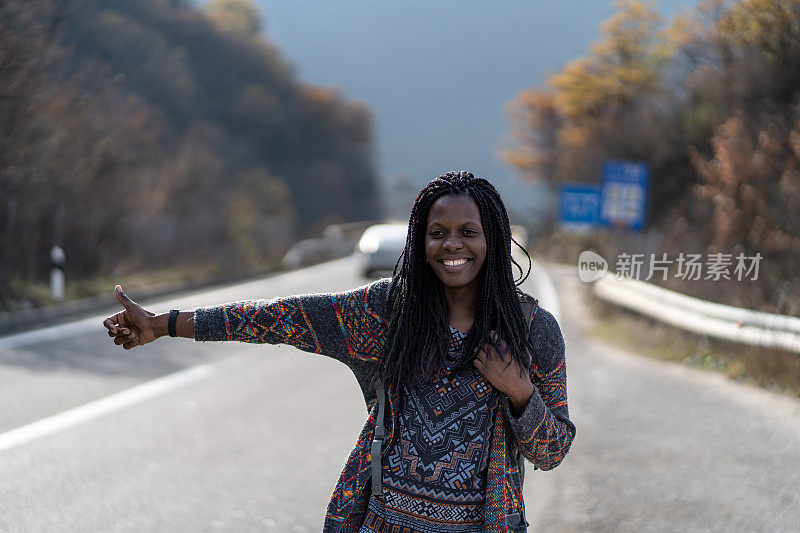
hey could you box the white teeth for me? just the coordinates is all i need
[443,259,469,267]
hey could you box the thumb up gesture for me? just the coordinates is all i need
[103,286,158,349]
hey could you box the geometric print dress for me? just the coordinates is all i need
[359,326,500,533]
[194,278,576,533]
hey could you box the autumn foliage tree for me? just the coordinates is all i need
[504,0,800,313]
[684,114,800,311]
[503,0,683,221]
[0,0,379,307]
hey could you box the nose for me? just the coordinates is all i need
[443,233,463,251]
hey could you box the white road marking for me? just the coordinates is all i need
[0,364,214,453]
[0,257,356,454]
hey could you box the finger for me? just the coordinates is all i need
[113,333,137,346]
[488,331,510,360]
[473,358,485,373]
[483,340,499,358]
[497,338,509,361]
[487,330,500,350]
[122,339,138,350]
[474,348,487,363]
[109,326,131,337]
[115,285,135,310]
[498,337,508,351]
[103,313,124,334]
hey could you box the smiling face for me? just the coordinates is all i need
[424,193,487,291]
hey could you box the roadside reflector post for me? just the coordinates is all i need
[50,245,65,302]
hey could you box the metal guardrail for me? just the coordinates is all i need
[592,274,800,354]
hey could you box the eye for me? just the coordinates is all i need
[463,228,479,236]
[428,229,444,238]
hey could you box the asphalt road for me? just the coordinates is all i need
[0,257,798,532]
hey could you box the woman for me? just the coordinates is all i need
[103,171,575,533]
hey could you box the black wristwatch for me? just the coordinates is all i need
[168,309,180,337]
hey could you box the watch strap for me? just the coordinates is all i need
[168,309,180,338]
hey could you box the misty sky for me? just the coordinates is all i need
[250,0,699,215]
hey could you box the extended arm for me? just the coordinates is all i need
[104,281,391,367]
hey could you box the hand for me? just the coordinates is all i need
[102,285,158,349]
[473,330,534,414]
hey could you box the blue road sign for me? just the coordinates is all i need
[599,160,650,230]
[559,184,601,225]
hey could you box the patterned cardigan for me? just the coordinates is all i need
[194,278,575,533]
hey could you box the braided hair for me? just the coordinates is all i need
[381,171,536,394]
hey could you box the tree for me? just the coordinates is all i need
[719,0,800,106]
[204,0,262,37]
[0,0,380,307]
[503,1,672,207]
[687,111,800,312]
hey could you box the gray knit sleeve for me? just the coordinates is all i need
[502,307,575,470]
[193,278,392,367]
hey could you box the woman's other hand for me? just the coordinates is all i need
[102,285,158,349]
[473,330,534,416]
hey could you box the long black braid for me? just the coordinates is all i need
[380,171,536,395]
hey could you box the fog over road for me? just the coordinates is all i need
[0,258,797,532]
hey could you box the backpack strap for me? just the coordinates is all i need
[520,298,538,328]
[371,376,386,497]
